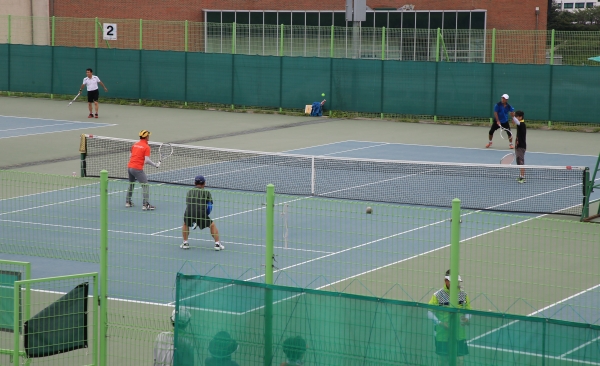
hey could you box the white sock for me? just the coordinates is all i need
[215,241,221,245]
[183,240,188,244]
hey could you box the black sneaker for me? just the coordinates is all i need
[142,203,155,211]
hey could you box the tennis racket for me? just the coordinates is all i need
[500,152,515,165]
[158,143,173,164]
[68,92,81,106]
[499,126,512,140]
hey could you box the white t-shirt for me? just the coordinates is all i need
[82,75,101,91]
[153,332,174,366]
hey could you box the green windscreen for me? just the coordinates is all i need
[176,275,600,366]
[0,271,20,333]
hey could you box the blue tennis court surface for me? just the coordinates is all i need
[0,115,115,138]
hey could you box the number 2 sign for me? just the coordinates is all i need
[103,23,117,40]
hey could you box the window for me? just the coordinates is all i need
[306,12,319,26]
[471,12,485,29]
[430,12,443,30]
[575,2,585,8]
[457,12,470,29]
[443,12,457,29]
[264,12,277,25]
[586,2,594,7]
[250,12,263,25]
[319,12,332,27]
[563,3,573,7]
[236,12,249,24]
[375,12,387,28]
[206,12,220,23]
[389,12,401,28]
[292,12,305,26]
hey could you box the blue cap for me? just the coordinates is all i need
[194,175,205,184]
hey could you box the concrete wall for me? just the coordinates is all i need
[1,0,50,45]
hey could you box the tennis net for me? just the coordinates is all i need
[80,134,589,216]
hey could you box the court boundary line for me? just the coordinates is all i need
[469,344,600,365]
[0,114,113,125]
[346,140,599,158]
[0,124,117,140]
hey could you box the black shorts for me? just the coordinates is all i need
[435,340,469,357]
[87,89,99,103]
[184,215,212,230]
[515,147,526,165]
[489,121,512,137]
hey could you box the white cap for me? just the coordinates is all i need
[501,94,509,100]
[445,275,463,282]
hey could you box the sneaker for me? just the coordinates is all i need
[88,113,94,118]
[125,202,134,208]
[485,142,492,148]
[180,242,190,250]
[517,177,526,184]
[509,144,514,149]
[214,242,225,251]
[142,203,155,211]
[94,113,98,118]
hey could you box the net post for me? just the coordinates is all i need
[99,170,108,366]
[311,157,315,195]
[330,25,334,58]
[264,184,275,366]
[491,28,496,63]
[449,198,461,366]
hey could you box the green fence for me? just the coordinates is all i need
[2,44,600,124]
[1,169,600,365]
[2,15,600,66]
[175,274,600,366]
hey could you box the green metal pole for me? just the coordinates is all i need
[265,184,274,284]
[550,29,555,65]
[13,281,19,365]
[491,28,496,63]
[381,27,386,60]
[330,25,334,58]
[184,20,188,52]
[280,24,284,57]
[93,274,98,366]
[448,198,461,366]
[139,19,143,50]
[232,22,236,54]
[264,184,275,366]
[51,16,56,99]
[7,15,11,96]
[436,28,440,62]
[99,170,108,366]
[185,20,188,107]
[51,16,55,46]
[95,17,98,48]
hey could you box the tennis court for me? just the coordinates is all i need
[1,96,599,365]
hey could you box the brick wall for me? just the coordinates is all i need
[53,0,547,31]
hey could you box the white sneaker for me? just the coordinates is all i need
[125,202,134,208]
[214,242,225,251]
[180,242,190,250]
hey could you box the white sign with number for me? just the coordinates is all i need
[103,23,117,40]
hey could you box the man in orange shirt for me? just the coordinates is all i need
[126,130,160,210]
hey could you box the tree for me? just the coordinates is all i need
[548,3,600,31]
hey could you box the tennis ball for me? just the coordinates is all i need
[321,93,325,97]
[366,207,372,214]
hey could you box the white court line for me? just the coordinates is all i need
[561,336,600,358]
[346,140,599,157]
[0,114,113,125]
[0,124,117,140]
[0,122,96,132]
[283,140,363,153]
[318,142,390,156]
[468,344,600,365]
[0,181,100,202]
[0,218,333,255]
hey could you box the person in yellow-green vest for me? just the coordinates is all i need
[428,269,472,366]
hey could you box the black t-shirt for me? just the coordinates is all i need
[185,188,213,218]
[515,120,526,149]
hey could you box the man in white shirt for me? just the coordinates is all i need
[79,68,108,118]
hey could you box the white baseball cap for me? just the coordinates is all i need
[445,275,463,282]
[501,94,509,100]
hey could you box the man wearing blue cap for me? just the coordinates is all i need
[181,175,224,251]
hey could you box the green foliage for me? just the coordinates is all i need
[548,3,600,31]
